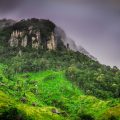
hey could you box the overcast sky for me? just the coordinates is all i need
[0,0,120,67]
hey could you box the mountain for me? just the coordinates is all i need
[0,18,96,60]
[54,26,97,60]
[0,18,120,120]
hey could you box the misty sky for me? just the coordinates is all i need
[0,0,120,67]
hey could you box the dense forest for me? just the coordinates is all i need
[0,19,120,120]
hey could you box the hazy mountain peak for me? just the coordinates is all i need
[54,26,97,60]
[0,19,16,29]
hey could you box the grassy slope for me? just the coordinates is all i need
[0,68,120,120]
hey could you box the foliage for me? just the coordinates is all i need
[65,63,120,99]
[0,67,120,120]
[0,47,120,100]
[0,20,120,119]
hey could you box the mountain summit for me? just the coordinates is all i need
[0,18,96,60]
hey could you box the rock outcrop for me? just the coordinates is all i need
[9,27,41,49]
[47,32,56,50]
[9,28,57,50]
[8,19,58,50]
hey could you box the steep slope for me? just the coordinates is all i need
[54,26,96,60]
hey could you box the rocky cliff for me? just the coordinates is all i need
[0,18,96,60]
[8,19,57,50]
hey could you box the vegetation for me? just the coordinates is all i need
[65,64,120,99]
[0,67,120,120]
[1,48,119,99]
[0,18,120,119]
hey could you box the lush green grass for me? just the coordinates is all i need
[0,91,66,120]
[0,68,120,120]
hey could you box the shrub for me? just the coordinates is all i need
[77,110,94,120]
[0,107,33,120]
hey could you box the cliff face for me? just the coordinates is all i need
[8,19,57,50]
[47,32,56,50]
[9,29,56,50]
[9,28,41,49]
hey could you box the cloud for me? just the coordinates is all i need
[0,0,24,14]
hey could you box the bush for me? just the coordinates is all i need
[77,110,94,120]
[0,107,33,120]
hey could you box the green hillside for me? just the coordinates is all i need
[0,60,120,120]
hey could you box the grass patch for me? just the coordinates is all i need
[0,70,120,120]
